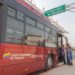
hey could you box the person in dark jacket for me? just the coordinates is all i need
[59,45,66,64]
[61,45,66,64]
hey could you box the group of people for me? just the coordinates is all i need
[59,43,73,65]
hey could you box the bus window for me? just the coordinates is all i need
[37,22,44,30]
[7,7,16,17]
[57,36,62,48]
[17,11,24,21]
[0,3,3,22]
[26,17,36,26]
[8,7,24,21]
[25,25,44,46]
[0,3,3,42]
[45,26,51,32]
[45,28,57,47]
[5,14,24,43]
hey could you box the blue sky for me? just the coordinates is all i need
[32,0,75,47]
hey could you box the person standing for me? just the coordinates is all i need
[61,45,66,64]
[64,47,67,64]
[66,43,73,65]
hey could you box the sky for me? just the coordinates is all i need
[30,0,75,47]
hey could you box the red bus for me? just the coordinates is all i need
[0,0,67,75]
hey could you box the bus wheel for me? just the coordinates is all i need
[45,55,53,70]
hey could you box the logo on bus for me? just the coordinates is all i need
[3,53,11,59]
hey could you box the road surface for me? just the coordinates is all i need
[39,60,75,75]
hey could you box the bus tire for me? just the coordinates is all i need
[45,54,53,70]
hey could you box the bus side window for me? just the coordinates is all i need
[0,3,3,42]
[0,3,3,20]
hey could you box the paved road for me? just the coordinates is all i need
[39,52,75,75]
[39,61,75,75]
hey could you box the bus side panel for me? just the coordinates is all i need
[2,60,44,75]
[52,48,58,65]
[0,43,3,59]
[44,47,52,58]
[36,47,45,68]
[2,62,40,75]
[0,43,45,75]
[0,64,2,75]
[22,46,45,72]
[44,47,58,65]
